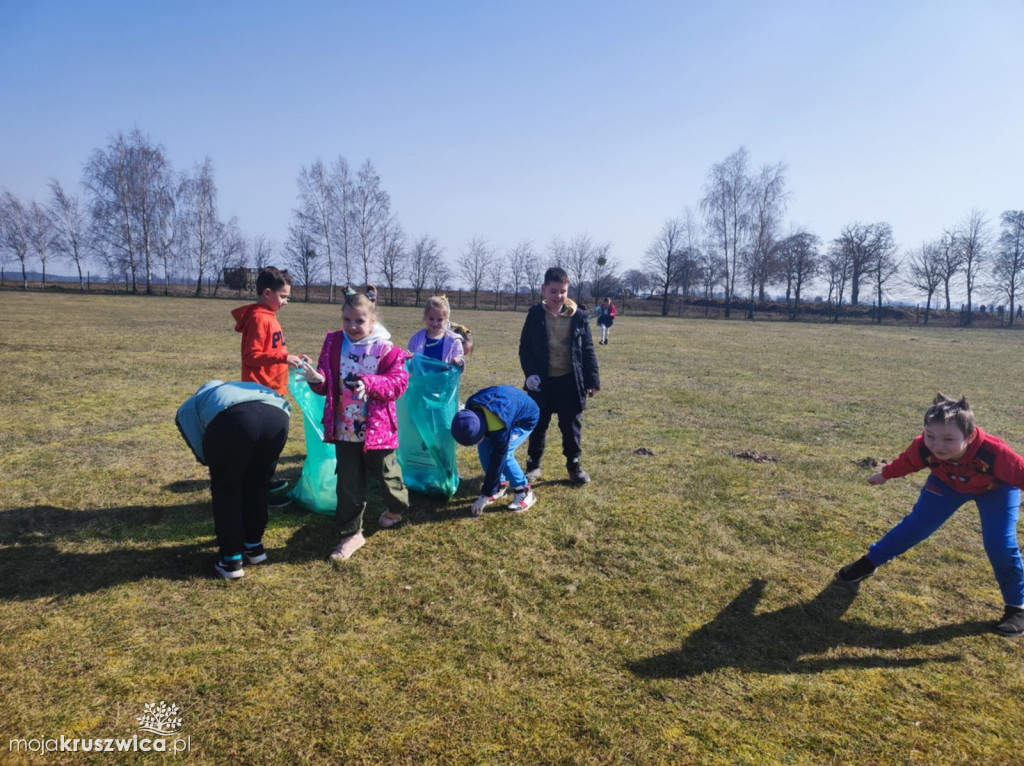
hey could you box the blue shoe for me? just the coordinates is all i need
[243,543,267,565]
[214,555,244,580]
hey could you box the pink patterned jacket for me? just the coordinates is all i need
[308,329,409,452]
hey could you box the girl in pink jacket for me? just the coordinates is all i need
[301,293,410,562]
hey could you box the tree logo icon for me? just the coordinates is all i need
[136,702,183,735]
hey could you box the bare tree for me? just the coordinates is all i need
[210,218,246,296]
[866,224,899,323]
[905,240,944,324]
[250,234,275,271]
[48,179,90,290]
[954,209,989,324]
[285,222,323,301]
[350,159,390,287]
[589,246,619,304]
[777,230,820,319]
[936,231,963,311]
[621,268,650,298]
[824,239,853,322]
[831,223,882,306]
[523,249,544,302]
[376,215,406,305]
[743,162,788,313]
[295,160,340,302]
[506,240,537,311]
[0,190,32,288]
[176,158,223,296]
[329,157,355,287]
[700,147,749,317]
[644,218,685,317]
[429,255,452,295]
[487,252,506,308]
[27,200,53,288]
[407,235,442,306]
[990,211,1024,326]
[564,233,600,303]
[457,236,492,309]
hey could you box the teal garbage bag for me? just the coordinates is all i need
[287,370,337,514]
[396,354,461,498]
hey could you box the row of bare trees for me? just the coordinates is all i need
[636,146,1024,325]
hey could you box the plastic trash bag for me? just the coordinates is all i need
[287,371,337,514]
[396,354,461,498]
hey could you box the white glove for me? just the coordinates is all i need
[526,375,541,392]
[470,495,491,516]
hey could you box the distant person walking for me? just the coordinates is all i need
[837,394,1024,636]
[595,297,617,345]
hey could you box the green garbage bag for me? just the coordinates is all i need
[396,354,461,498]
[287,370,337,514]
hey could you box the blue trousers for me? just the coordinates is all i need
[477,427,531,490]
[868,475,1024,607]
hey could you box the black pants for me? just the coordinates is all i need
[527,374,583,466]
[203,402,289,558]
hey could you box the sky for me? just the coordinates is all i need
[2,0,1023,293]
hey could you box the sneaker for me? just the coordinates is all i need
[243,543,267,565]
[378,511,403,529]
[994,606,1024,636]
[489,481,510,502]
[214,555,244,580]
[836,556,876,584]
[525,461,542,484]
[269,479,289,493]
[567,461,590,486]
[329,532,366,562]
[507,487,536,512]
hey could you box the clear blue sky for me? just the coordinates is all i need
[2,0,1022,289]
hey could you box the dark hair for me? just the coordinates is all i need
[543,267,569,286]
[924,393,976,438]
[256,267,292,294]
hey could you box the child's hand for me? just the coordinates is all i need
[299,359,324,384]
[525,375,541,392]
[286,354,306,368]
[867,472,886,485]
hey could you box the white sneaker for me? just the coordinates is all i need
[329,532,365,562]
[507,487,536,513]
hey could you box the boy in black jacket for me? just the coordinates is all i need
[518,267,600,486]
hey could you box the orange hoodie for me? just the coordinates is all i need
[231,303,290,395]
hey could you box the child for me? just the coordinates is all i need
[231,266,306,396]
[407,296,465,368]
[450,322,474,360]
[451,385,540,515]
[176,380,291,579]
[595,296,617,345]
[518,267,600,486]
[365,284,377,303]
[838,394,1024,637]
[300,293,410,561]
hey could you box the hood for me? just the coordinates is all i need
[543,297,578,317]
[231,303,271,332]
[348,322,392,346]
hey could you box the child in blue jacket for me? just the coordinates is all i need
[451,385,540,515]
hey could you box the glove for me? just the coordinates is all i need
[525,375,541,392]
[470,495,491,517]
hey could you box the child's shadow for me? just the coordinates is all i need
[628,579,991,679]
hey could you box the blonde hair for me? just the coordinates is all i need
[423,295,451,319]
[924,393,976,437]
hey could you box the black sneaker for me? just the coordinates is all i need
[567,461,590,486]
[243,543,267,565]
[836,556,876,584]
[525,459,542,484]
[269,479,289,493]
[214,555,244,580]
[994,606,1024,636]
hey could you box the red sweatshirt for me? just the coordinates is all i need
[231,303,290,395]
[881,426,1024,494]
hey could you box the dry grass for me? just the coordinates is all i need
[2,291,1024,764]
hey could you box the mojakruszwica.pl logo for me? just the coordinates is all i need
[8,701,192,755]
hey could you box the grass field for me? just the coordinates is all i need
[2,291,1023,765]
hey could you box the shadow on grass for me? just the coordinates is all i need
[0,499,335,601]
[629,579,991,678]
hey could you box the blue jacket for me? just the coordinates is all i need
[176,380,290,465]
[466,385,540,495]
